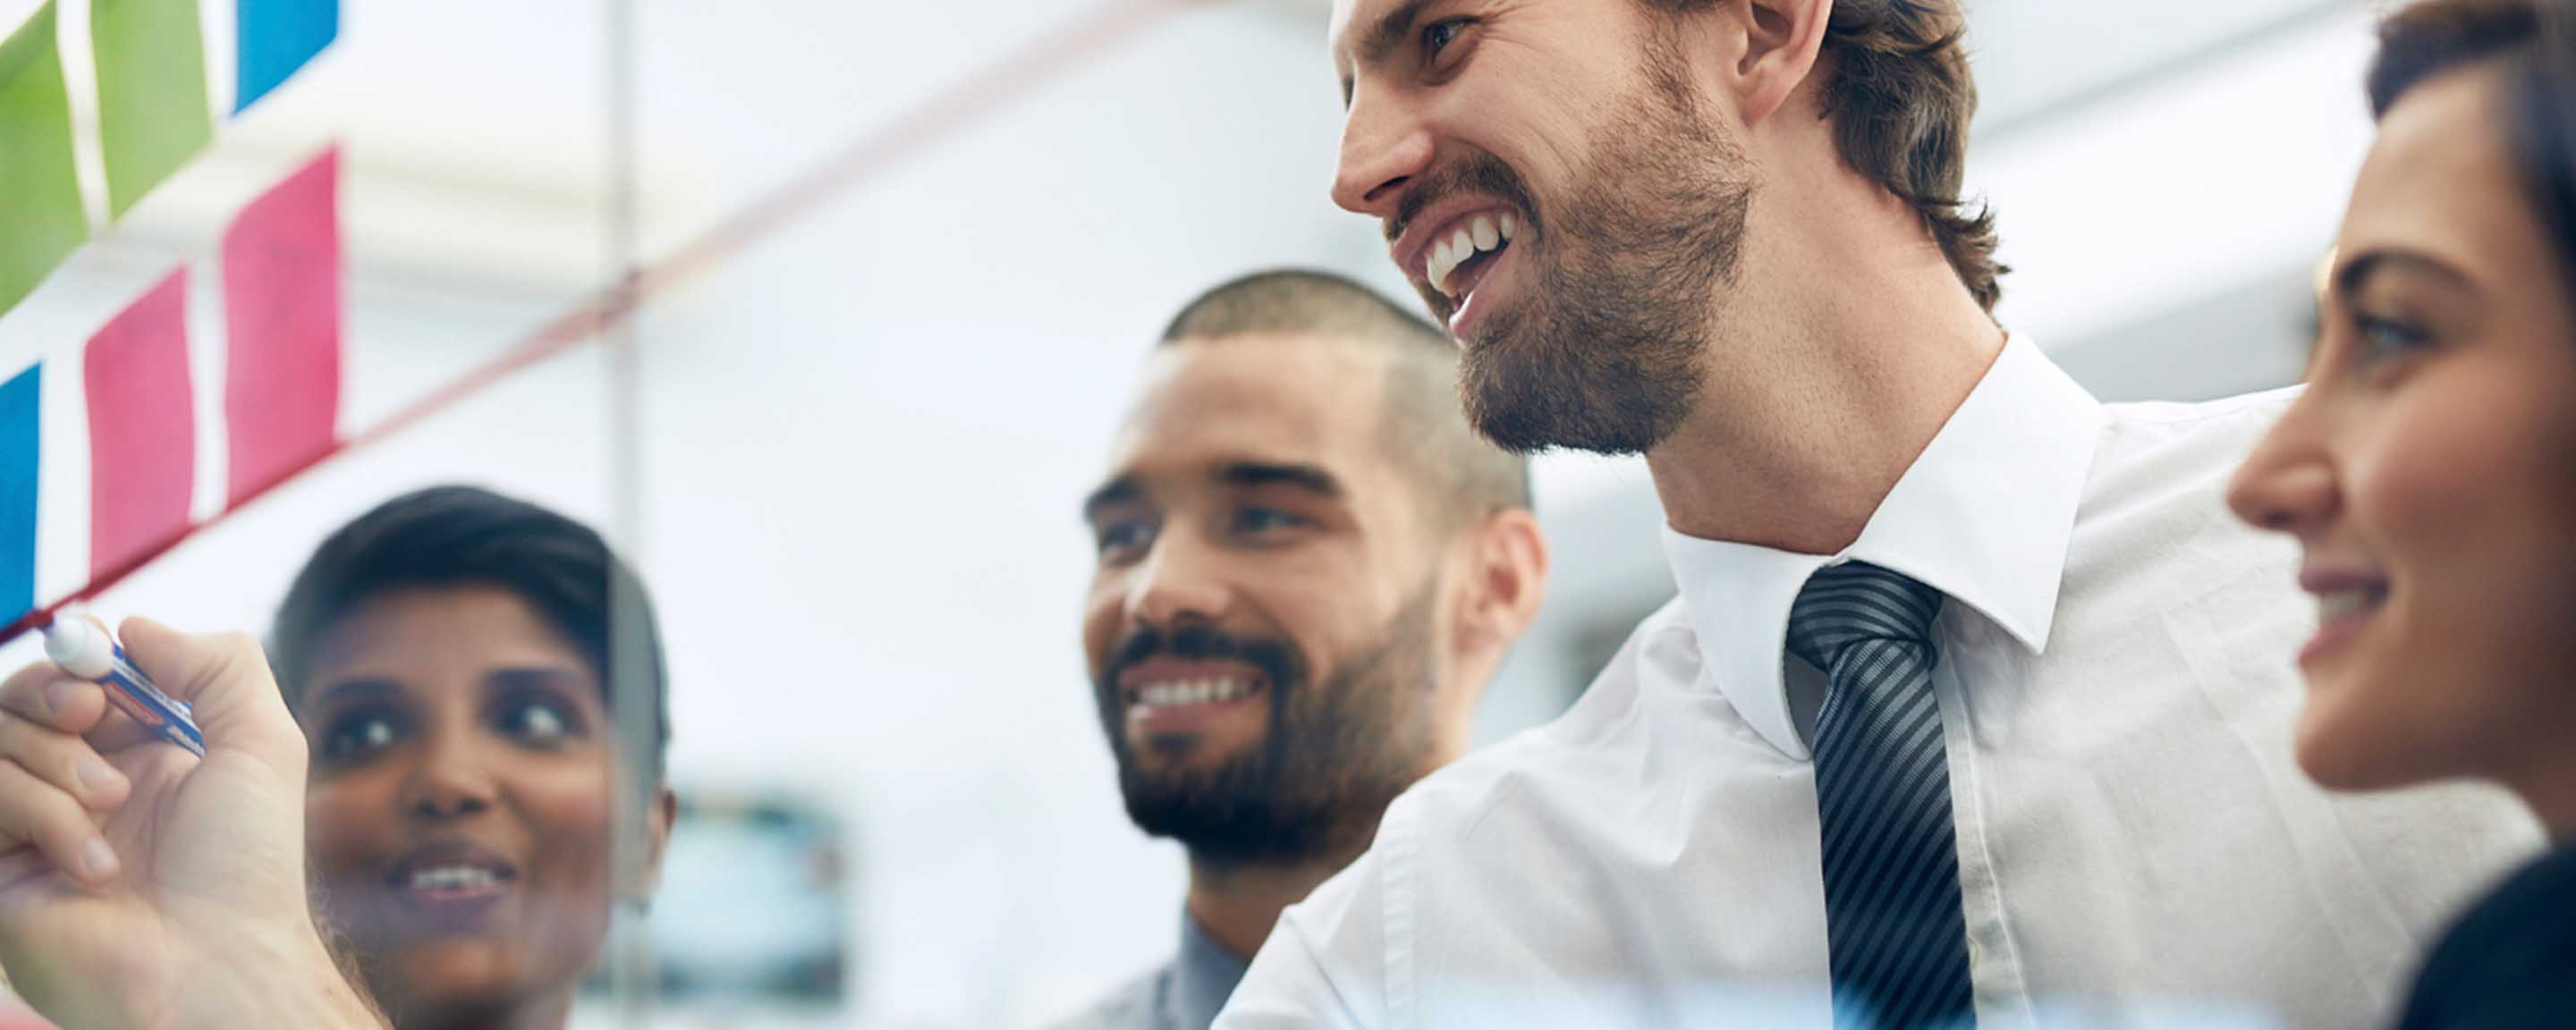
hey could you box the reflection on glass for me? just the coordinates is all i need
[591,794,848,1008]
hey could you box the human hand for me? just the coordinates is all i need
[0,618,377,1030]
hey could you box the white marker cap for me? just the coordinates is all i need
[41,615,114,680]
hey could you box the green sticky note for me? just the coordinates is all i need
[0,2,88,318]
[94,0,214,220]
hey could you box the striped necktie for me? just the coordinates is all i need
[1788,561,1976,1030]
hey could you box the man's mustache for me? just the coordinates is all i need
[1386,152,1544,246]
[1104,622,1300,686]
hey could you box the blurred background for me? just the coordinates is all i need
[0,0,2367,1025]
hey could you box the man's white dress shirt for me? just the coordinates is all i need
[1216,339,2541,1029]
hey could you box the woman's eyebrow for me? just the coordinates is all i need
[482,665,589,691]
[2334,248,2474,300]
[308,677,402,709]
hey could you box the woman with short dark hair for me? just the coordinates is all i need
[271,485,675,1030]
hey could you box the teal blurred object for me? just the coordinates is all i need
[234,0,335,114]
[584,792,851,1009]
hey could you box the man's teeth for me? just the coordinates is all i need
[1428,212,1519,299]
[409,865,501,891]
[1136,678,1255,708]
[2318,588,2384,622]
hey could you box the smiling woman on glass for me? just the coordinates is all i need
[2227,0,2576,1024]
[267,485,676,1030]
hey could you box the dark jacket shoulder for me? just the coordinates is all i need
[2399,843,2576,1029]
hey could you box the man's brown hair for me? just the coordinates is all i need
[1645,0,2006,311]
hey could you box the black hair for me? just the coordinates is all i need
[1161,268,1534,530]
[269,485,669,787]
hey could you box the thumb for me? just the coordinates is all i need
[115,618,307,779]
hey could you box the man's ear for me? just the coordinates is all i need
[1428,507,1548,760]
[1455,508,1549,658]
[1724,0,1835,127]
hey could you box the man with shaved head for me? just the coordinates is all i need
[1049,269,1549,1030]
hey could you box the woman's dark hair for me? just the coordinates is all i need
[2370,0,2576,285]
[269,485,669,787]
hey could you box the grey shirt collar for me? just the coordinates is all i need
[1170,909,1250,1030]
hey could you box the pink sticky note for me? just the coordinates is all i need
[220,145,340,504]
[84,267,195,578]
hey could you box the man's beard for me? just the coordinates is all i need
[1092,587,1438,868]
[1410,36,1753,456]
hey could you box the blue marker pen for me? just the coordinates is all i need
[40,616,205,757]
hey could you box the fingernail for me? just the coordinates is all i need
[76,757,120,796]
[44,679,76,715]
[81,838,118,882]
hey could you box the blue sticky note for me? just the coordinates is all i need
[233,0,335,114]
[0,364,38,622]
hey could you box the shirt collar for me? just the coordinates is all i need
[1173,909,1250,1029]
[1659,336,2106,760]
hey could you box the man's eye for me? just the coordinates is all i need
[1423,18,1470,62]
[1096,519,1157,558]
[1235,507,1309,536]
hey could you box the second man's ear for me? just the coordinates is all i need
[1465,508,1550,649]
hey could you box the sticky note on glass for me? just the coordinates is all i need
[92,0,214,220]
[221,146,340,504]
[85,269,195,578]
[0,2,90,319]
[234,0,335,114]
[0,364,38,623]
